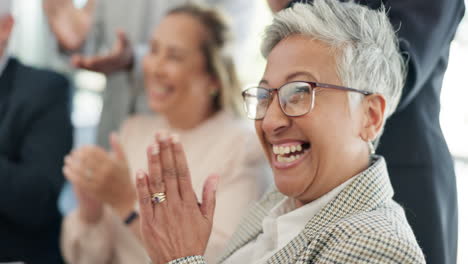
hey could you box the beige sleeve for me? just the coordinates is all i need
[60,206,115,264]
[204,132,271,263]
[118,116,136,153]
[61,205,148,264]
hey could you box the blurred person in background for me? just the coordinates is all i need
[0,0,73,263]
[268,0,465,263]
[60,4,270,263]
[44,0,257,219]
[43,0,185,149]
[43,0,256,149]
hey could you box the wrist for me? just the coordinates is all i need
[123,211,139,225]
[112,190,137,220]
[78,204,103,224]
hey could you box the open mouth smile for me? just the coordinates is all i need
[271,141,311,169]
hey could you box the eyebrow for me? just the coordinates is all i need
[259,71,320,87]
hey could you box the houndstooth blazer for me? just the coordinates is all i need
[168,156,426,264]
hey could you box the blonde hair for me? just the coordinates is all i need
[168,4,243,116]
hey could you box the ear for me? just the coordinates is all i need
[267,0,291,12]
[207,75,220,96]
[359,94,386,141]
[0,15,14,39]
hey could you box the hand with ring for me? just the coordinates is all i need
[63,133,136,221]
[136,132,219,264]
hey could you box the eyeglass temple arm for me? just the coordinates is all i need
[314,82,373,95]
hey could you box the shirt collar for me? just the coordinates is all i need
[266,174,358,251]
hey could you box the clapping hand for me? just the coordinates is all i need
[63,133,136,219]
[71,30,134,74]
[136,132,219,264]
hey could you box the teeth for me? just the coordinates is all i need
[273,144,304,155]
[276,153,303,163]
[155,87,169,93]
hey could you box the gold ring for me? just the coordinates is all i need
[151,192,166,204]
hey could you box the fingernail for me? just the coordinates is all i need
[171,134,180,144]
[137,170,145,179]
[151,143,159,155]
[211,174,220,191]
[159,131,168,141]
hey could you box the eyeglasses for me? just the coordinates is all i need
[242,81,372,120]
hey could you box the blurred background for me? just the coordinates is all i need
[7,0,468,262]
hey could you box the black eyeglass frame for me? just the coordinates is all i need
[241,81,373,120]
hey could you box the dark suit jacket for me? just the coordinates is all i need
[0,58,73,263]
[286,1,464,264]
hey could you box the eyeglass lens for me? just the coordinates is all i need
[243,82,314,120]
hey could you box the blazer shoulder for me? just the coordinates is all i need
[325,202,415,241]
[13,60,70,104]
[309,204,425,263]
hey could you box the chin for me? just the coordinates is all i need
[148,101,168,114]
[274,173,303,197]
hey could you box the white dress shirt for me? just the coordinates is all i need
[224,175,357,264]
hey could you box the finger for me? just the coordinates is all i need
[64,154,87,181]
[147,143,163,194]
[135,170,154,220]
[81,55,113,72]
[171,134,197,203]
[78,146,108,169]
[200,174,219,221]
[109,132,126,161]
[74,147,110,184]
[115,29,129,51]
[70,55,83,67]
[157,131,180,202]
[63,156,94,191]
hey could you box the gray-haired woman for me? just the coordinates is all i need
[135,1,425,263]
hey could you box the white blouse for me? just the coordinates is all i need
[224,175,357,264]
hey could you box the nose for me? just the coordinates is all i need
[261,93,291,136]
[144,52,166,78]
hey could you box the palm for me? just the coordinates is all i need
[135,133,218,264]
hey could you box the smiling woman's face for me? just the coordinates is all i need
[256,35,371,205]
[143,13,215,116]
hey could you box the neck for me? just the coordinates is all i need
[164,104,217,130]
[294,147,370,208]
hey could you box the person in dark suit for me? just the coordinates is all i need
[269,0,464,263]
[0,3,73,263]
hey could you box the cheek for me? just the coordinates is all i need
[254,121,270,156]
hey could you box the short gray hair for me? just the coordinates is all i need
[262,0,406,122]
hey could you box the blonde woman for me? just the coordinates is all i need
[61,4,270,263]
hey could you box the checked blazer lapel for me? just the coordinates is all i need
[265,156,393,264]
[218,156,393,264]
[218,189,285,263]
